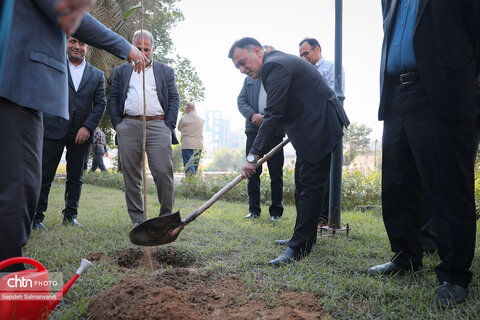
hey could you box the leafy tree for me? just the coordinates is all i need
[86,0,204,146]
[343,122,372,166]
[206,148,245,172]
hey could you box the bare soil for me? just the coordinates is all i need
[88,268,326,320]
[87,248,326,319]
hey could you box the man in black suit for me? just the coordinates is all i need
[228,37,349,266]
[33,36,107,229]
[368,0,480,307]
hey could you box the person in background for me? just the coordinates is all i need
[177,102,204,175]
[91,127,108,172]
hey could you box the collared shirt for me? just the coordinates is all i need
[177,111,204,149]
[124,61,164,116]
[258,82,267,114]
[68,58,86,91]
[386,0,418,75]
[315,58,345,92]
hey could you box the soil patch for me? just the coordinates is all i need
[95,247,196,270]
[88,268,327,320]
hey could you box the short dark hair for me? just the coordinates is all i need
[299,37,321,52]
[228,37,264,59]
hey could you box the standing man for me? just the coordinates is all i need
[237,44,285,222]
[91,127,108,172]
[229,37,349,265]
[177,102,204,175]
[369,0,480,307]
[298,38,344,92]
[33,36,107,229]
[109,30,180,224]
[0,0,147,271]
[299,37,345,226]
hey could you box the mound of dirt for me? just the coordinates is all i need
[88,268,326,320]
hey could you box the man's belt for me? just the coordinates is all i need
[124,114,165,121]
[395,72,420,86]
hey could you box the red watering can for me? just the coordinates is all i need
[0,257,91,320]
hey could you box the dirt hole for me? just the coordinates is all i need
[88,268,327,320]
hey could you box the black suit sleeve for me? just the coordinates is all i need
[109,66,123,129]
[250,62,289,156]
[164,67,180,132]
[237,78,256,120]
[82,71,106,133]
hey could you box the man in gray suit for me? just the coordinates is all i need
[32,36,107,230]
[0,0,147,272]
[109,30,180,224]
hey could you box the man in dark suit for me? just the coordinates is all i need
[237,69,285,222]
[109,30,180,224]
[368,0,480,307]
[0,0,147,272]
[229,37,349,266]
[33,36,106,229]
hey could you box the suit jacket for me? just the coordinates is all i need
[0,0,131,119]
[108,61,180,144]
[379,0,480,121]
[250,51,349,164]
[43,61,106,144]
[237,77,284,137]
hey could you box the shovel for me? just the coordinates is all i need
[129,137,290,246]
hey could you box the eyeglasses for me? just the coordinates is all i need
[300,48,315,58]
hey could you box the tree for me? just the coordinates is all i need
[343,122,372,166]
[206,148,245,172]
[86,0,204,146]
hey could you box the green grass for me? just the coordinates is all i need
[24,182,480,319]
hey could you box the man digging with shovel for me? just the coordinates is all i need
[229,37,349,266]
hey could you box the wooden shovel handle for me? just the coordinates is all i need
[182,137,290,224]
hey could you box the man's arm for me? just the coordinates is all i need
[164,67,180,132]
[237,78,257,121]
[249,62,289,156]
[108,66,123,129]
[83,71,106,131]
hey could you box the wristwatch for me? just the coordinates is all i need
[246,154,257,164]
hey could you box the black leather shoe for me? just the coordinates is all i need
[274,238,291,246]
[244,212,259,219]
[368,261,420,276]
[269,247,301,266]
[270,216,281,222]
[435,282,467,307]
[62,218,83,227]
[32,221,47,231]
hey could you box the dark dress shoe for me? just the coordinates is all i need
[368,261,419,276]
[244,212,259,219]
[62,218,83,227]
[270,216,281,222]
[269,247,300,266]
[435,282,467,307]
[274,238,291,246]
[32,222,47,231]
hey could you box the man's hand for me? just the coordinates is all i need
[127,46,149,74]
[56,0,96,35]
[241,154,259,179]
[251,113,263,127]
[75,127,90,144]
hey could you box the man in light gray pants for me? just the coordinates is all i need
[109,30,180,223]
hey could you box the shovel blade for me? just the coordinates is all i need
[129,211,184,246]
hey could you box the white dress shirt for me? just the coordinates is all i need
[124,61,164,116]
[68,58,86,91]
[258,82,267,114]
[315,58,345,92]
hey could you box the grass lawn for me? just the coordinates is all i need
[24,182,480,319]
